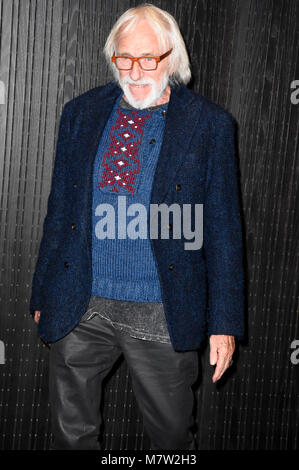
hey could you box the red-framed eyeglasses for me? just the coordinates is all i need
[111,48,173,71]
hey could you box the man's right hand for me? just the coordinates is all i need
[34,310,41,324]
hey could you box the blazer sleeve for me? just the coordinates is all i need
[203,111,245,339]
[29,101,71,317]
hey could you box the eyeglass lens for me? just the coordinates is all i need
[115,57,157,70]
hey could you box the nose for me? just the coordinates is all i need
[129,59,143,81]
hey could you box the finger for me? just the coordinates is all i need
[212,364,223,382]
[212,355,226,382]
[209,344,218,366]
[213,356,233,382]
[34,312,40,323]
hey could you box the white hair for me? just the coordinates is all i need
[103,3,191,86]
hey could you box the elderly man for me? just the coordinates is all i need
[30,4,245,450]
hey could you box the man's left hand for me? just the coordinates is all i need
[209,334,235,382]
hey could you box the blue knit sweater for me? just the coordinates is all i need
[91,93,168,301]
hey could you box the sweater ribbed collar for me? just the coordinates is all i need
[119,93,168,112]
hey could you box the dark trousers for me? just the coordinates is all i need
[48,311,198,450]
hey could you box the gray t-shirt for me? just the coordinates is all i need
[81,295,171,344]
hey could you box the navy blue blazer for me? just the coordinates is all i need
[29,80,245,351]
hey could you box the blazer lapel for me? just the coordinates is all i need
[82,83,122,172]
[71,82,122,200]
[150,83,204,204]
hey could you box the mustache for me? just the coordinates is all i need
[121,78,155,86]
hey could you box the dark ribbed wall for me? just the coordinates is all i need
[0,0,298,450]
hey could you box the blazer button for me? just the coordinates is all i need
[71,223,76,230]
[149,138,156,144]
[64,261,69,268]
[168,263,174,270]
[161,110,167,117]
[175,184,181,191]
[73,183,78,188]
[168,224,172,230]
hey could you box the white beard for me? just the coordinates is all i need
[115,71,169,109]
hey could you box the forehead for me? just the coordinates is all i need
[116,20,160,55]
